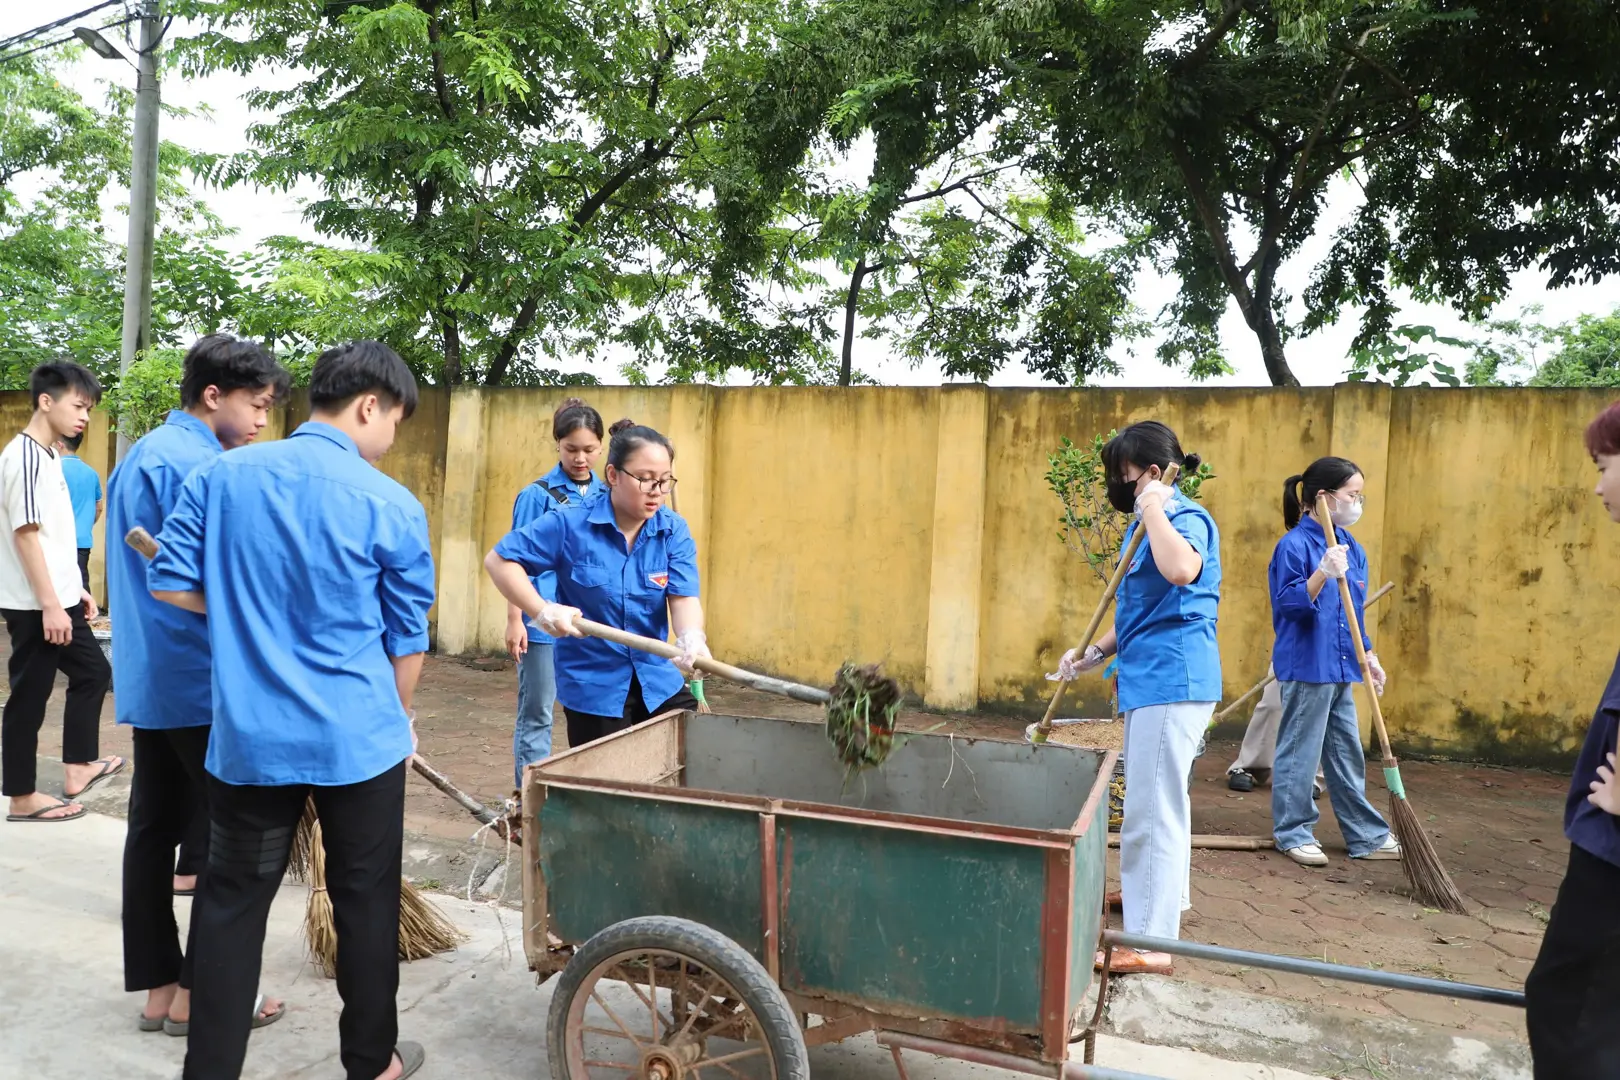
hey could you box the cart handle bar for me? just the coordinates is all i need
[1101,930,1525,1008]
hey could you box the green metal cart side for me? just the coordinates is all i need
[521,712,1117,1080]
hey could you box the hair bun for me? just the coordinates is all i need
[556,396,586,412]
[1180,452,1202,474]
[608,417,636,437]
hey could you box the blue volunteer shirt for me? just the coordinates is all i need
[1268,517,1373,685]
[513,462,609,645]
[148,422,436,786]
[107,411,223,729]
[62,454,101,548]
[493,498,699,715]
[1565,650,1620,869]
[1113,495,1223,713]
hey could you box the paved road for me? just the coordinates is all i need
[0,810,1326,1080]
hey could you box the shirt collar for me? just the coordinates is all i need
[543,462,600,491]
[586,494,672,535]
[165,409,224,451]
[290,421,360,456]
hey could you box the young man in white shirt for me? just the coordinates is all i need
[0,361,118,823]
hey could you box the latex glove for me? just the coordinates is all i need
[407,709,419,758]
[505,612,529,661]
[1589,752,1620,815]
[1047,644,1105,682]
[1366,652,1387,696]
[536,602,583,638]
[1134,479,1175,516]
[674,627,711,676]
[1318,545,1349,580]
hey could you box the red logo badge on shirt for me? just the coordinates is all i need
[648,572,669,588]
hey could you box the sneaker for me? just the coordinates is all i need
[1227,769,1256,792]
[1353,834,1402,861]
[1284,843,1329,867]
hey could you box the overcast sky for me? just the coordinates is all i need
[8,1,1613,388]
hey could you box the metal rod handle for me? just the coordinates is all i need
[572,618,832,705]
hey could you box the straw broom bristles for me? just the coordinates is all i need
[293,796,465,978]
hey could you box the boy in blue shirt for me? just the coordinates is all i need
[57,431,101,591]
[150,341,434,1080]
[109,334,290,1037]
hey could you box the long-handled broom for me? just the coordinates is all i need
[125,527,466,973]
[1028,464,1179,745]
[1313,497,1467,914]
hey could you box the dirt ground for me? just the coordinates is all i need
[30,649,1548,1043]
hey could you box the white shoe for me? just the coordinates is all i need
[1353,834,1402,861]
[1284,843,1329,867]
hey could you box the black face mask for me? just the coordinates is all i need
[1106,476,1139,514]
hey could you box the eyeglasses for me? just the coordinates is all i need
[1335,492,1365,506]
[622,473,677,495]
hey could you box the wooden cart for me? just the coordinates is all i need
[521,711,1118,1080]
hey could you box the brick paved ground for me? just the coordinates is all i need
[25,648,1550,1043]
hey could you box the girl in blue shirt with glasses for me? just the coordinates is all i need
[1053,421,1220,976]
[1267,456,1399,869]
[485,421,711,751]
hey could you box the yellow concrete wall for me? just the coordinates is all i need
[46,383,1620,764]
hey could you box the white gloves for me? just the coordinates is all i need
[1134,480,1175,516]
[408,709,418,756]
[675,627,711,675]
[537,602,583,637]
[1318,545,1349,579]
[1366,652,1387,696]
[1047,644,1105,682]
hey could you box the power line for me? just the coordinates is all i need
[0,13,138,67]
[0,1,121,54]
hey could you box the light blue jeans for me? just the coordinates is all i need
[1272,681,1391,856]
[1120,700,1215,939]
[514,642,557,788]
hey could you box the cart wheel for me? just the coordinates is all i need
[547,916,809,1080]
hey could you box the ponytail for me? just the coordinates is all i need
[1284,457,1363,528]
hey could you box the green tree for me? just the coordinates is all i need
[1463,308,1620,388]
[171,0,817,386]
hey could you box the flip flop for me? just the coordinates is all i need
[6,799,86,823]
[396,1042,426,1080]
[163,993,285,1037]
[63,757,125,799]
[138,1013,167,1032]
[173,887,196,897]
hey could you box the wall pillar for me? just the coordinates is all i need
[923,386,990,709]
[1330,382,1394,746]
[435,387,490,655]
[84,410,116,609]
[665,386,718,624]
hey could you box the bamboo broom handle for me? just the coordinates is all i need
[572,618,832,706]
[1313,496,1397,765]
[1209,580,1394,726]
[1036,463,1180,737]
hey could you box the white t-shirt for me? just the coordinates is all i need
[0,434,85,611]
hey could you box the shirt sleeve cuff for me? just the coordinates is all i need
[146,570,200,593]
[385,629,430,657]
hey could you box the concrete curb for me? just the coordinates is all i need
[1104,975,1531,1080]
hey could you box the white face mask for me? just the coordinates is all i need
[1330,497,1363,528]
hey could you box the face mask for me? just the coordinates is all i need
[1330,497,1363,528]
[1106,475,1139,515]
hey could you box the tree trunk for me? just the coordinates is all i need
[443,315,463,386]
[1249,307,1297,387]
[840,258,871,387]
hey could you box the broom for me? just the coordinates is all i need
[125,527,466,973]
[1313,496,1467,914]
[1029,463,1178,745]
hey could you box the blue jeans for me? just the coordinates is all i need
[514,642,556,788]
[1272,681,1390,856]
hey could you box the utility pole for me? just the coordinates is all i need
[118,0,161,462]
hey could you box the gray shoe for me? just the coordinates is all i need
[397,1042,427,1079]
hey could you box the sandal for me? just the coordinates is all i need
[396,1042,426,1079]
[163,993,285,1036]
[6,799,86,823]
[63,757,125,799]
[138,1012,167,1032]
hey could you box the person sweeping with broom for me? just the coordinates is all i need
[484,420,709,747]
[149,341,434,1080]
[1267,457,1400,869]
[1526,400,1620,1077]
[1051,421,1220,976]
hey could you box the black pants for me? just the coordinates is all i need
[77,548,91,592]
[123,725,212,991]
[183,761,406,1080]
[0,604,110,796]
[563,672,699,749]
[1526,843,1620,1078]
